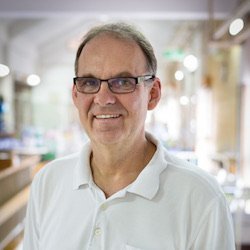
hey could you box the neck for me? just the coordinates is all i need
[90,135,156,198]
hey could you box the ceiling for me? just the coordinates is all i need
[0,0,243,79]
[0,0,240,18]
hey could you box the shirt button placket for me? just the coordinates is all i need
[90,202,108,249]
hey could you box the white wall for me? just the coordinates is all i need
[0,22,15,133]
[240,38,250,186]
[32,64,75,130]
[241,38,250,86]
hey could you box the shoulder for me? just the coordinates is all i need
[38,151,80,175]
[162,148,224,201]
[147,132,222,199]
[32,151,80,189]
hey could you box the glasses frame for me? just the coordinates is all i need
[73,75,155,94]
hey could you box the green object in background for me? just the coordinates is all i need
[163,49,185,61]
[41,151,56,161]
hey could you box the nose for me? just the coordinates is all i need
[93,81,116,106]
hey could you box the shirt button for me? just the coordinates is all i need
[100,204,107,211]
[94,227,102,236]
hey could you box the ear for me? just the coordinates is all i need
[72,83,78,105]
[148,77,161,110]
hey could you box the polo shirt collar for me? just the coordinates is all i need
[72,133,168,200]
[126,133,168,200]
[72,140,92,190]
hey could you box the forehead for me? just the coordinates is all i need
[77,34,147,76]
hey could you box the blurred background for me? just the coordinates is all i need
[0,0,249,249]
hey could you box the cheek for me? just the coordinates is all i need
[127,94,149,118]
[74,96,92,118]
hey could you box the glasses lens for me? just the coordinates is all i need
[75,78,100,93]
[109,78,136,93]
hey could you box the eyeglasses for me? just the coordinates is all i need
[73,75,155,94]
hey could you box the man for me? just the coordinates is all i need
[24,22,235,249]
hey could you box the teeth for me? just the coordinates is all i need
[95,114,120,119]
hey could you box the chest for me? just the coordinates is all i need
[38,189,194,250]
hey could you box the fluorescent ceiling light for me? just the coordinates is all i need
[229,18,244,36]
[26,74,41,86]
[175,70,184,81]
[0,64,10,77]
[183,54,198,72]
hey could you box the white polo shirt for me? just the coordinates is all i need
[23,133,235,250]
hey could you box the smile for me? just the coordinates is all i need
[95,114,120,119]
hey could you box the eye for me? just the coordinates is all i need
[83,78,99,87]
[111,78,134,88]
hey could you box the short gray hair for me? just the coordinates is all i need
[74,22,157,76]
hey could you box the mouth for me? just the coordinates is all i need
[94,114,121,119]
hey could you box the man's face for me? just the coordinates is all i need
[72,34,160,146]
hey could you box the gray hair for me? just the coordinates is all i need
[74,22,157,75]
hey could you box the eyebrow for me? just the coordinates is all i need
[78,71,135,78]
[113,71,134,77]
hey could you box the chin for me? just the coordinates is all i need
[93,131,125,145]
